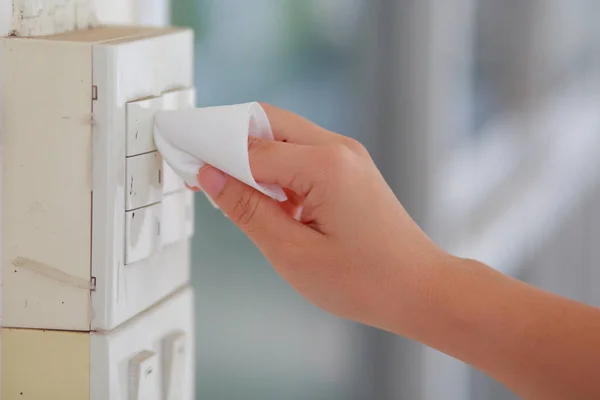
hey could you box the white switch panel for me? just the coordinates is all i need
[129,350,160,400]
[91,27,195,330]
[163,332,188,400]
[126,151,163,211]
[91,287,195,400]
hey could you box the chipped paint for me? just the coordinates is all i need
[10,0,97,37]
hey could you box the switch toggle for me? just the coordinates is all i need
[126,87,196,157]
[163,160,185,195]
[162,331,188,400]
[161,190,194,247]
[126,151,163,211]
[129,350,160,400]
[126,97,164,157]
[162,87,196,111]
[125,203,161,264]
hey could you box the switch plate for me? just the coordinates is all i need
[90,287,194,400]
[91,27,194,330]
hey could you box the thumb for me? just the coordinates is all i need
[197,165,306,247]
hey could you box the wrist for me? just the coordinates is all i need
[375,245,461,336]
[384,253,517,364]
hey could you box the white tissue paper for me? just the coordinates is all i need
[154,102,287,203]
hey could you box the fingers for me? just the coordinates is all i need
[197,165,315,248]
[279,188,304,220]
[246,136,368,197]
[260,102,348,146]
[246,136,316,196]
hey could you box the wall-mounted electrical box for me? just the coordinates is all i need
[1,25,196,399]
[90,287,194,400]
[91,31,195,331]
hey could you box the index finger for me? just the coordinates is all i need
[260,102,347,146]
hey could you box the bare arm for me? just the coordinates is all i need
[194,103,600,399]
[393,256,600,399]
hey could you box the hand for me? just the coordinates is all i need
[195,103,450,331]
[193,104,600,399]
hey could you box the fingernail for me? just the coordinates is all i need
[197,166,227,199]
[185,183,201,192]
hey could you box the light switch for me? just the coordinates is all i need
[163,160,185,194]
[179,88,196,109]
[161,190,194,247]
[162,87,196,111]
[126,96,163,157]
[127,88,194,157]
[185,190,194,239]
[125,203,161,264]
[161,88,195,196]
[129,350,160,400]
[126,151,163,211]
[162,332,187,400]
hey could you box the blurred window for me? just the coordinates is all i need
[470,0,600,135]
[430,0,600,247]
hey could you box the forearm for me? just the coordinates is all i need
[390,256,600,399]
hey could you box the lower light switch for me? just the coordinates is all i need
[126,151,163,211]
[161,190,194,247]
[125,203,161,264]
[129,350,160,400]
[163,160,185,194]
[163,332,187,400]
[162,87,196,111]
[185,190,194,238]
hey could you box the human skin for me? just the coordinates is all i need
[192,103,600,400]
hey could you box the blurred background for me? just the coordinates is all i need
[167,1,600,399]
